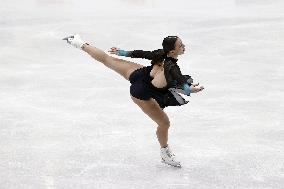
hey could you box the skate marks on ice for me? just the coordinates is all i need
[1,0,284,189]
[77,163,139,177]
[161,161,182,168]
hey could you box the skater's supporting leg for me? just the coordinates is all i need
[82,44,144,80]
[156,125,169,148]
[131,95,180,167]
[131,96,170,148]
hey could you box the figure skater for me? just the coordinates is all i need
[63,34,204,167]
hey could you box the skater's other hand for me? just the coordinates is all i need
[108,47,120,55]
[190,83,204,93]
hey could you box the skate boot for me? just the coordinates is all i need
[160,145,181,167]
[62,34,86,49]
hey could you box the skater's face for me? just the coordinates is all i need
[168,38,185,56]
[174,38,186,55]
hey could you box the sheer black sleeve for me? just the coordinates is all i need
[128,49,163,60]
[170,64,189,85]
[128,50,154,60]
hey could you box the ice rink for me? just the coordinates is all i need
[1,0,284,188]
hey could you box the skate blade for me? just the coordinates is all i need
[62,35,74,41]
[161,160,182,168]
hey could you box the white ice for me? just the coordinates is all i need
[0,0,284,188]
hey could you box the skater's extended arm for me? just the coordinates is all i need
[109,47,162,60]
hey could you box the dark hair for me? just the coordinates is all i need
[162,36,178,54]
[151,36,178,65]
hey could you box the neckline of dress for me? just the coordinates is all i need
[165,56,178,63]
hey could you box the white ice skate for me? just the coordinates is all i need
[160,146,181,167]
[62,34,86,49]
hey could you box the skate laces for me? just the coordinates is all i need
[168,146,176,156]
[161,146,181,166]
[67,37,74,44]
[165,147,176,159]
[63,35,74,43]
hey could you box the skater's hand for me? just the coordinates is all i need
[190,83,204,93]
[108,47,120,55]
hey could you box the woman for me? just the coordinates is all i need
[63,34,204,167]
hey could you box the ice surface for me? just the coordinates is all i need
[0,0,284,189]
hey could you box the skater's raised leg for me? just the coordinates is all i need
[63,34,144,80]
[83,44,144,80]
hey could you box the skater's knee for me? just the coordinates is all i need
[159,116,170,129]
[157,120,170,130]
